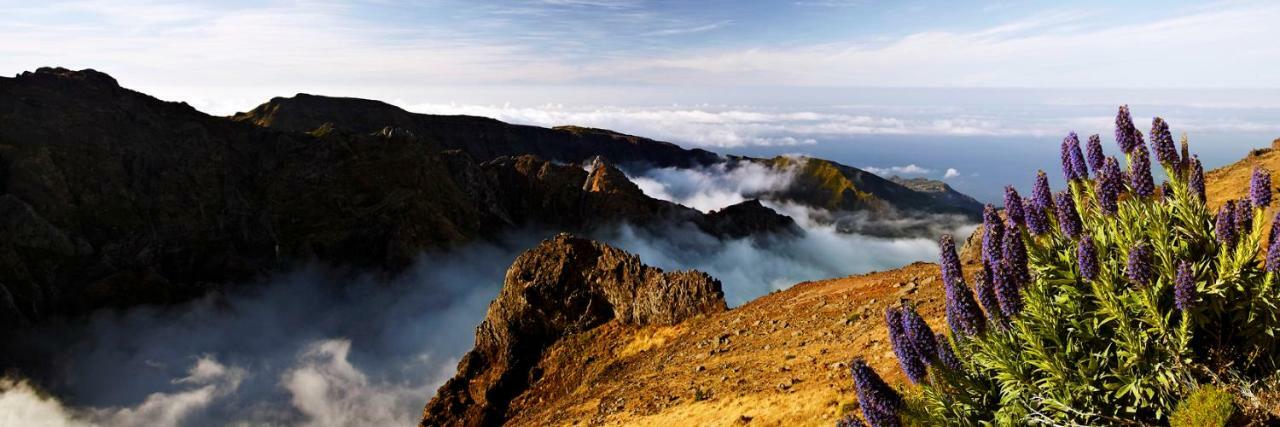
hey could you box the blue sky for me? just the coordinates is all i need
[4,0,1278,101]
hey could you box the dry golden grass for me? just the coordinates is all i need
[502,263,948,426]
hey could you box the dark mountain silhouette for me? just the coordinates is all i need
[0,68,788,329]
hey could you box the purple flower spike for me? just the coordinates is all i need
[1269,210,1280,248]
[940,236,986,336]
[1069,133,1089,179]
[1237,200,1254,235]
[1130,148,1156,198]
[1061,133,1088,181]
[982,205,1005,267]
[1097,157,1123,215]
[1268,236,1280,274]
[1251,167,1272,208]
[994,258,1024,317]
[1078,236,1099,282]
[1216,201,1238,248]
[1150,117,1179,167]
[1175,261,1195,311]
[901,304,939,364]
[1055,191,1082,239]
[939,235,963,288]
[886,307,926,384]
[975,263,1006,325]
[1003,225,1030,285]
[851,359,902,427]
[1032,170,1054,212]
[1125,243,1153,286]
[1061,135,1077,181]
[1087,134,1105,174]
[837,415,868,427]
[1004,186,1026,228]
[1024,200,1051,236]
[1190,156,1206,201]
[936,333,962,371]
[1116,105,1141,154]
[1180,138,1191,173]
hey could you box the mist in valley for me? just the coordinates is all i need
[0,163,973,426]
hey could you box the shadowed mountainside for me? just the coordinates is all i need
[0,67,794,328]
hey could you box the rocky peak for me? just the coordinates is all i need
[583,156,643,195]
[420,234,725,427]
[704,199,802,238]
[22,67,119,89]
[889,176,952,193]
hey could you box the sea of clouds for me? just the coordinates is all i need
[0,161,974,426]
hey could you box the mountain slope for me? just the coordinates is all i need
[422,248,944,426]
[745,155,980,218]
[0,68,793,327]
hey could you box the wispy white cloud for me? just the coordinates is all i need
[643,20,733,36]
[404,101,1280,148]
[4,0,1279,107]
[537,0,640,8]
[864,164,932,176]
[598,3,1280,88]
[944,168,961,179]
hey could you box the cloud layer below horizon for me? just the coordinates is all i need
[0,157,974,427]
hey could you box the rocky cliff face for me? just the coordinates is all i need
[420,234,726,427]
[0,68,791,328]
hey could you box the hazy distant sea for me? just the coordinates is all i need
[399,87,1280,203]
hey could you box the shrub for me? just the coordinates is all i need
[1169,386,1236,427]
[850,106,1280,426]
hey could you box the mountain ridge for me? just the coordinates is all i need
[234,92,983,228]
[0,67,794,328]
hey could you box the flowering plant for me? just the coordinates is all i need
[850,106,1280,426]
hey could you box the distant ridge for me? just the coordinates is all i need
[233,93,722,168]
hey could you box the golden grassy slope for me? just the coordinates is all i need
[502,263,948,426]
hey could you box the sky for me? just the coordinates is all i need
[4,0,1280,111]
[4,0,1280,201]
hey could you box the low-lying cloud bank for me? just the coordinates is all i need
[1,235,541,427]
[407,101,1280,149]
[1,161,975,426]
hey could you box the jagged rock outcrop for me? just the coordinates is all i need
[704,199,802,238]
[420,234,725,427]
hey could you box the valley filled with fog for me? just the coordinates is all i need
[0,159,970,426]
